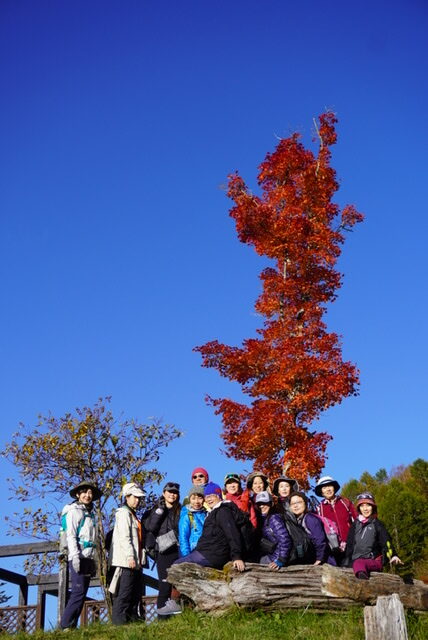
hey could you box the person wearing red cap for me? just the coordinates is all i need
[344,493,403,579]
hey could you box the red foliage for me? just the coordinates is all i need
[195,113,363,488]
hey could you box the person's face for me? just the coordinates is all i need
[258,503,271,515]
[163,490,179,506]
[225,481,240,495]
[289,496,306,516]
[192,473,207,486]
[251,477,265,494]
[359,503,373,518]
[205,493,221,508]
[321,485,336,500]
[125,494,140,509]
[77,488,93,505]
[189,494,204,509]
[277,481,292,498]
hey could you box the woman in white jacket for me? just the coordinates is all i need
[110,482,145,625]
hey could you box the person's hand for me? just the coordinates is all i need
[72,557,80,574]
[390,556,403,566]
[128,557,136,569]
[268,561,280,571]
[233,559,245,572]
[339,541,347,552]
[313,560,322,566]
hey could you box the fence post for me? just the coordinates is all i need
[57,559,69,627]
[364,593,408,640]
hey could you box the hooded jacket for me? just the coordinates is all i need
[178,505,207,556]
[195,501,243,568]
[110,505,143,569]
[65,502,97,561]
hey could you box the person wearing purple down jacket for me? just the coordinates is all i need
[255,491,292,570]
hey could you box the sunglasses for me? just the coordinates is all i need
[356,493,374,500]
[225,474,240,481]
[165,483,180,491]
[192,474,206,479]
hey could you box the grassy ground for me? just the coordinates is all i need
[12,607,428,640]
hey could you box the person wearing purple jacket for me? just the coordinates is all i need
[288,492,336,566]
[255,491,292,570]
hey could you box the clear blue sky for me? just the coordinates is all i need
[1,0,427,595]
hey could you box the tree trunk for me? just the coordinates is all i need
[364,594,408,640]
[167,563,428,615]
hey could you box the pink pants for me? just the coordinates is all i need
[352,555,383,576]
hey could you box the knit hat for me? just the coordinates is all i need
[191,467,209,483]
[356,492,377,513]
[121,482,145,498]
[163,481,180,494]
[70,481,102,501]
[246,471,269,491]
[224,472,241,487]
[314,475,340,497]
[203,482,222,497]
[187,486,205,499]
[272,476,299,496]
[255,491,272,505]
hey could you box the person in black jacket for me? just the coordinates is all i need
[144,482,182,616]
[174,482,245,572]
[344,492,402,579]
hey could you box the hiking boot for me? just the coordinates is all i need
[356,571,369,580]
[157,599,182,615]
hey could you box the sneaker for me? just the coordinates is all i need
[157,599,182,616]
[356,571,369,580]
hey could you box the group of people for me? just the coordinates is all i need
[59,468,403,627]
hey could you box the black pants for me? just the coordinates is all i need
[156,549,179,608]
[112,568,142,625]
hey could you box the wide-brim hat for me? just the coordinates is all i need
[272,476,299,496]
[70,481,102,501]
[314,475,340,497]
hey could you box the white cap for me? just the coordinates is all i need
[122,482,145,498]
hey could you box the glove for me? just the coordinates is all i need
[72,556,80,574]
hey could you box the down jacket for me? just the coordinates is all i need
[110,505,143,569]
[178,505,207,556]
[260,513,292,566]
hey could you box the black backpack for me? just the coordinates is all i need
[219,501,256,560]
[282,513,315,564]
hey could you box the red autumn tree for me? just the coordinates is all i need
[195,113,363,487]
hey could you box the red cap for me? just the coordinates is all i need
[191,467,209,482]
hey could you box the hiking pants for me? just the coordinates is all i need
[112,568,142,625]
[156,549,179,608]
[352,555,383,577]
[173,550,211,567]
[60,560,93,629]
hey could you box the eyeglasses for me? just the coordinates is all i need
[290,500,305,506]
[192,474,206,479]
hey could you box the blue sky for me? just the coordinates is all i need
[1,0,427,605]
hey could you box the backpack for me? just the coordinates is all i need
[219,501,256,559]
[141,508,157,560]
[59,502,96,558]
[282,513,314,564]
[311,513,340,551]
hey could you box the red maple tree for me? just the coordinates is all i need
[195,113,364,487]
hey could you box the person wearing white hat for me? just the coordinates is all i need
[110,482,146,625]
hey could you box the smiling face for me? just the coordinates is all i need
[77,488,93,506]
[225,481,240,495]
[277,481,292,498]
[189,493,204,510]
[251,477,265,494]
[258,503,271,516]
[163,490,179,507]
[125,494,140,509]
[359,503,373,518]
[321,484,336,500]
[205,493,222,509]
[289,496,306,517]
[192,473,207,486]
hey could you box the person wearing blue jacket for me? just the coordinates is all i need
[178,487,207,556]
[255,491,292,570]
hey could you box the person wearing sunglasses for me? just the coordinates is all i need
[190,467,209,486]
[344,493,403,579]
[144,482,182,616]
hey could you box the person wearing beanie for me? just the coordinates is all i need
[344,493,402,579]
[178,487,207,557]
[224,473,257,528]
[315,475,357,565]
[254,491,292,570]
[110,482,145,625]
[190,467,209,486]
[174,482,245,572]
[286,492,336,566]
[144,482,182,616]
